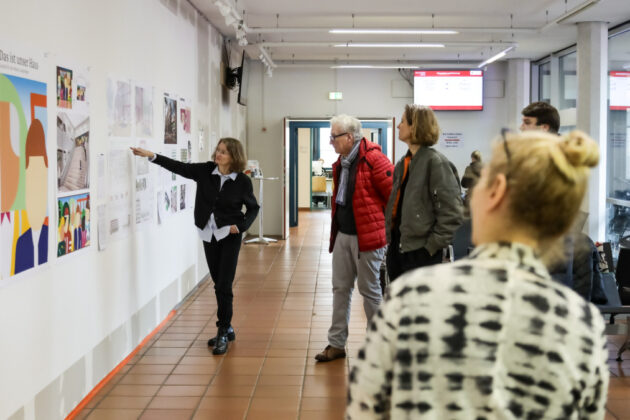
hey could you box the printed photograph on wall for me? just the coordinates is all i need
[76,85,86,101]
[171,185,178,213]
[57,113,89,192]
[0,71,49,280]
[57,192,90,257]
[180,106,191,134]
[56,66,72,109]
[180,184,186,210]
[107,78,132,137]
[163,94,177,144]
[135,85,153,138]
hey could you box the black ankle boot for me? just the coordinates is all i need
[207,326,235,347]
[212,328,229,355]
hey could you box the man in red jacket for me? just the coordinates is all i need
[315,115,394,362]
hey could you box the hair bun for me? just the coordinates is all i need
[559,130,599,169]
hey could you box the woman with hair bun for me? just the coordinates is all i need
[348,130,609,420]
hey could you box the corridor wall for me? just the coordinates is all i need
[0,0,246,419]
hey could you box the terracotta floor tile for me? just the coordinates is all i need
[197,396,251,410]
[301,397,347,411]
[96,396,151,409]
[118,374,168,385]
[249,396,300,412]
[246,411,299,420]
[299,410,345,420]
[147,395,202,409]
[139,409,194,420]
[86,409,144,420]
[211,374,258,386]
[108,384,160,397]
[205,384,255,397]
[164,374,214,386]
[127,364,175,375]
[172,364,218,375]
[257,375,305,386]
[157,385,207,397]
[192,409,248,420]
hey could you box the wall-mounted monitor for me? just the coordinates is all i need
[610,71,630,110]
[414,70,483,111]
[237,53,250,106]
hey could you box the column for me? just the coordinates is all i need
[576,21,608,240]
[506,58,531,129]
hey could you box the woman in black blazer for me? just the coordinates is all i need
[131,138,259,355]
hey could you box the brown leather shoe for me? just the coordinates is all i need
[314,345,346,362]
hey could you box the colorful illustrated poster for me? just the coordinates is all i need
[163,94,177,144]
[0,49,49,281]
[57,193,90,256]
[57,65,90,193]
[107,78,132,138]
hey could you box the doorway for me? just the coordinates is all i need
[287,119,393,228]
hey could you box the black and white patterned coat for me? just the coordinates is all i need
[347,242,609,420]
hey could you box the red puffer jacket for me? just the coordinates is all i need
[329,138,394,253]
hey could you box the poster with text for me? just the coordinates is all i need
[0,47,49,282]
[57,192,90,257]
[57,64,90,194]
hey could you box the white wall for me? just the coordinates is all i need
[247,62,510,235]
[0,1,245,419]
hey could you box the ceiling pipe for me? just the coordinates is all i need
[243,26,538,34]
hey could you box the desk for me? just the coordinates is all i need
[245,177,278,245]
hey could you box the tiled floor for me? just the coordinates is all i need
[75,211,630,420]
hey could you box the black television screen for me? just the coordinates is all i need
[413,70,483,110]
[237,53,250,106]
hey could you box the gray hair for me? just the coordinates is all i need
[330,114,362,140]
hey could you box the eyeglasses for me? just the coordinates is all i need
[329,132,348,142]
[501,127,512,177]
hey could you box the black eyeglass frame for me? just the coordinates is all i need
[329,132,348,142]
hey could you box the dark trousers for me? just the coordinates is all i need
[203,233,242,329]
[386,228,442,282]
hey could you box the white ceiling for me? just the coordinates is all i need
[191,0,630,66]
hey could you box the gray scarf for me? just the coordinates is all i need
[336,139,361,206]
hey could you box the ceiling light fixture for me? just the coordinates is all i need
[334,42,445,48]
[329,29,458,35]
[331,64,421,69]
[477,46,515,68]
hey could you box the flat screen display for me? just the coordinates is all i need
[610,71,630,110]
[414,70,483,110]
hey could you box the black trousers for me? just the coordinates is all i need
[386,228,442,282]
[203,233,242,329]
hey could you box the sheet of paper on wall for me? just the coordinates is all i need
[97,153,106,200]
[440,132,464,148]
[134,83,154,139]
[107,78,132,138]
[246,160,261,177]
[0,46,49,282]
[97,204,107,251]
[107,148,133,241]
[56,64,91,197]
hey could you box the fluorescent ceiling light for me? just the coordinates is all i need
[477,46,515,68]
[330,29,458,35]
[335,42,444,48]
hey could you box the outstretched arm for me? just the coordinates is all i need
[130,147,205,181]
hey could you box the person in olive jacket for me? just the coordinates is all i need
[131,137,259,355]
[385,104,463,281]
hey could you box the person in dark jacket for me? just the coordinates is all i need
[131,138,259,355]
[384,104,463,282]
[315,114,394,362]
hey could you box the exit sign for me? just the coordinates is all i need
[328,92,343,100]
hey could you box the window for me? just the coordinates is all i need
[606,26,630,252]
[539,61,551,103]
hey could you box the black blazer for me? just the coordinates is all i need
[153,155,259,233]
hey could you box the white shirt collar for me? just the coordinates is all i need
[212,167,238,180]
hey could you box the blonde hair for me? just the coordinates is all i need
[403,104,440,146]
[486,130,599,240]
[212,137,247,172]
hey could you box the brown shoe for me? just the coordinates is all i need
[314,345,346,362]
